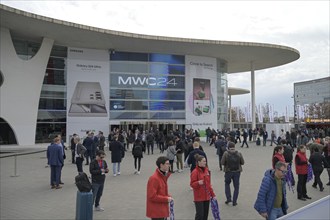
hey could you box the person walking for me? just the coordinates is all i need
[175,135,184,173]
[109,134,124,176]
[73,136,86,174]
[254,161,289,220]
[166,140,176,173]
[89,150,109,211]
[83,132,94,165]
[146,156,173,220]
[215,135,227,171]
[295,145,311,201]
[262,130,268,147]
[270,130,276,146]
[70,133,77,164]
[98,131,106,151]
[47,136,64,189]
[221,141,244,206]
[241,129,249,148]
[190,154,216,220]
[132,138,144,174]
[309,147,327,191]
[187,141,207,173]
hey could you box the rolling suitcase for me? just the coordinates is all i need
[75,191,93,220]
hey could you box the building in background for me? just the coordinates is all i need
[294,76,330,129]
[0,5,299,145]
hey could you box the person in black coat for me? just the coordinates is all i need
[132,138,144,174]
[109,135,124,176]
[215,135,227,171]
[309,147,328,191]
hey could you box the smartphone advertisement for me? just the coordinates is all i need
[186,56,217,131]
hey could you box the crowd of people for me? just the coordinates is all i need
[45,126,330,219]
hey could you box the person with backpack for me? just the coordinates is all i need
[132,138,144,175]
[221,141,245,206]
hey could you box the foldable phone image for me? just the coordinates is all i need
[193,78,211,116]
[68,81,107,117]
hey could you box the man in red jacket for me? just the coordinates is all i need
[146,156,173,220]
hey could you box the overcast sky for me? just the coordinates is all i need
[2,1,329,116]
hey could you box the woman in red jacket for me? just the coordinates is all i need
[190,154,216,220]
[295,145,311,201]
[272,146,286,169]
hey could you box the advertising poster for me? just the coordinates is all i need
[185,56,217,131]
[66,47,109,141]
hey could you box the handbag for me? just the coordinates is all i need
[203,182,221,220]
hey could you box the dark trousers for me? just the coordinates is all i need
[224,171,241,203]
[312,169,324,189]
[297,174,307,198]
[241,139,249,147]
[218,154,223,170]
[147,142,154,154]
[85,149,92,164]
[194,200,210,220]
[75,157,84,173]
[92,182,104,207]
[71,150,75,163]
[159,142,165,153]
[50,165,61,186]
[134,157,142,171]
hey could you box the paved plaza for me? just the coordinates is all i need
[1,141,329,220]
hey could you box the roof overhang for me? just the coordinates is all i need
[0,4,300,73]
[228,87,250,96]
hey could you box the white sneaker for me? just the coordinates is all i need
[117,172,121,175]
[95,206,104,211]
[113,173,117,177]
[137,171,140,175]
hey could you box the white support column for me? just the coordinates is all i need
[229,94,232,130]
[251,62,256,129]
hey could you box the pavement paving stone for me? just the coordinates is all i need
[1,141,329,220]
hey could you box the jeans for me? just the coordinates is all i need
[268,207,284,220]
[75,157,84,173]
[313,169,324,189]
[113,162,121,175]
[147,142,154,154]
[224,171,241,203]
[194,200,210,220]
[50,165,61,186]
[92,183,104,207]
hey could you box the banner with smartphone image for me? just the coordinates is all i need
[185,56,217,131]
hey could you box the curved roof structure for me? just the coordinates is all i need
[228,87,250,96]
[0,4,300,73]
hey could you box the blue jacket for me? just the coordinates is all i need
[254,169,288,217]
[47,143,64,166]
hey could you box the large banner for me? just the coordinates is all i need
[185,56,217,131]
[66,47,109,141]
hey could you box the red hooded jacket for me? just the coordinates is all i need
[295,151,308,175]
[190,166,215,201]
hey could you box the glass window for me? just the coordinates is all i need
[110,101,148,111]
[149,101,185,110]
[110,52,148,61]
[37,110,66,122]
[149,63,185,75]
[47,57,66,69]
[110,89,148,99]
[110,112,148,119]
[150,112,185,119]
[149,53,185,64]
[38,98,66,110]
[149,91,185,100]
[44,69,66,85]
[110,62,148,73]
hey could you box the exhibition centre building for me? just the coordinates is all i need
[0,5,300,146]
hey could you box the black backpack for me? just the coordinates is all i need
[75,172,92,192]
[226,152,240,171]
[133,144,143,157]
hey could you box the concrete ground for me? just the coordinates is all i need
[1,141,329,220]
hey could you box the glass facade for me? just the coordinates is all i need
[10,40,229,143]
[109,52,186,120]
